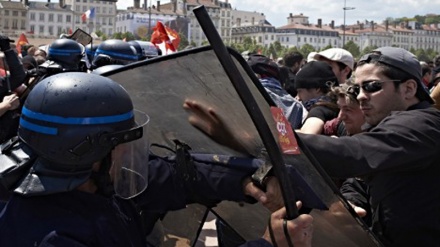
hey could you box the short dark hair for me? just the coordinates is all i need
[283,52,303,67]
[421,62,431,76]
[434,55,440,67]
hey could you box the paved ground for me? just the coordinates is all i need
[195,212,219,247]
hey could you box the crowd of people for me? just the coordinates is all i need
[0,30,440,247]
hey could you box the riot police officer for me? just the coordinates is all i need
[0,72,313,247]
[92,39,139,69]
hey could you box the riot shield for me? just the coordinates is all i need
[105,45,381,246]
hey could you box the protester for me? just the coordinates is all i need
[314,48,354,84]
[184,47,440,246]
[0,35,27,143]
[429,73,440,109]
[247,54,307,129]
[282,52,304,97]
[0,72,313,247]
[420,61,432,89]
[324,84,365,136]
[295,61,339,134]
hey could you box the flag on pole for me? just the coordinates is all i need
[150,21,180,55]
[16,33,29,56]
[81,7,95,22]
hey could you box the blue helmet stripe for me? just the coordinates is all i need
[49,48,82,56]
[20,118,57,135]
[22,106,134,125]
[95,48,138,61]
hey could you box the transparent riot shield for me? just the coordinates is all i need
[105,45,381,246]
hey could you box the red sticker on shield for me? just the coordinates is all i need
[270,107,300,155]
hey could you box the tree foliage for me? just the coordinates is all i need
[344,40,360,58]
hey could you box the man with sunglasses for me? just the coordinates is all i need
[183,47,440,246]
[297,47,440,246]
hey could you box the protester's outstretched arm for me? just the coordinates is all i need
[0,94,19,117]
[183,99,249,153]
[0,35,26,94]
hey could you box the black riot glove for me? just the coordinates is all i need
[0,35,13,51]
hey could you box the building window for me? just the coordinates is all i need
[5,10,9,16]
[49,14,54,22]
[76,5,80,11]
[30,25,35,33]
[49,26,54,35]
[12,20,18,29]
[39,13,45,21]
[22,12,26,17]
[39,25,44,34]
[21,20,25,29]
[30,13,35,21]
[13,11,18,16]
[58,14,62,22]
[66,15,71,23]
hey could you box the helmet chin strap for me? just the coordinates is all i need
[90,153,115,197]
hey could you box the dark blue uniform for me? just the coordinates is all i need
[0,154,272,247]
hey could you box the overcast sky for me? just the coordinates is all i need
[116,0,440,27]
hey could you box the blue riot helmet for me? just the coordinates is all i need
[17,72,150,198]
[92,39,139,69]
[128,40,146,60]
[132,40,160,59]
[46,39,84,70]
[91,64,125,75]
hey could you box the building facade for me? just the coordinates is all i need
[0,0,440,54]
[0,1,27,37]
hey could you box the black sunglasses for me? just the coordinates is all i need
[349,80,401,94]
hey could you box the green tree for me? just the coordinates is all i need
[299,44,316,58]
[95,30,104,37]
[360,45,378,56]
[415,48,429,62]
[122,32,135,41]
[272,41,285,56]
[178,32,189,50]
[344,40,360,58]
[321,44,333,51]
[112,32,123,39]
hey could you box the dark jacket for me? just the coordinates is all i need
[0,49,26,98]
[0,154,270,247]
[298,101,440,246]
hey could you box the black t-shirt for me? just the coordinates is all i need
[305,105,338,123]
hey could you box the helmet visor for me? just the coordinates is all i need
[111,111,150,199]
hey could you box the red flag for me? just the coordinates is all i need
[150,21,180,54]
[16,33,29,56]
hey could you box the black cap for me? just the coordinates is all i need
[360,47,433,104]
[295,61,338,89]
